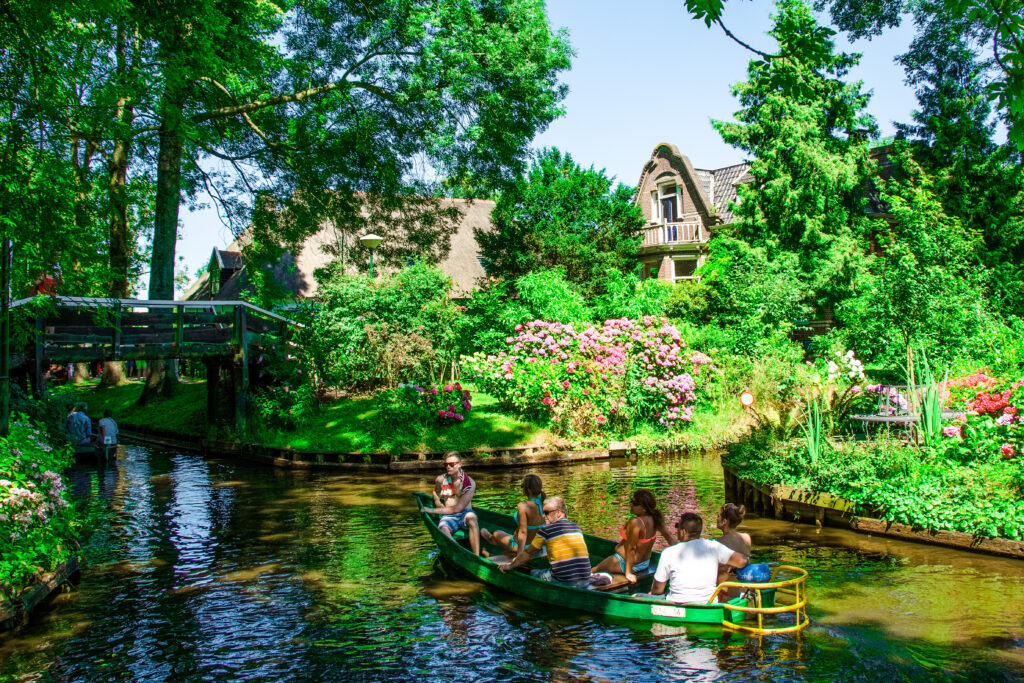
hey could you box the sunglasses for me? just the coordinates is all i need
[444,461,460,468]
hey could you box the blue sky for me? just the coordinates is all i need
[175,0,920,292]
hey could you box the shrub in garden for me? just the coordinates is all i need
[0,418,78,600]
[400,382,473,425]
[292,263,462,392]
[464,316,708,436]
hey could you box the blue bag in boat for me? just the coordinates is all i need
[736,562,771,583]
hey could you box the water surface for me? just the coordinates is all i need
[1,445,1021,681]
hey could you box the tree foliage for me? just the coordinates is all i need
[711,0,876,311]
[477,148,645,295]
[842,146,988,362]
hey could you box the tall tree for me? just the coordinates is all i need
[711,0,877,312]
[477,147,644,294]
[684,0,1024,150]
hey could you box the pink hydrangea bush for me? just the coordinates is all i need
[0,419,77,600]
[463,317,710,435]
[398,382,472,425]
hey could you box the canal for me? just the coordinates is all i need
[1,444,1022,681]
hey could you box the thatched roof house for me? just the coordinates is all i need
[183,197,493,301]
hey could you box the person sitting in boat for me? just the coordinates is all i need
[479,473,545,559]
[419,452,481,556]
[98,409,119,455]
[714,503,751,601]
[65,402,94,446]
[648,512,748,604]
[496,496,592,589]
[590,489,676,584]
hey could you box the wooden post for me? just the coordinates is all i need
[174,304,183,357]
[32,316,46,400]
[0,238,9,436]
[234,306,248,435]
[112,300,122,360]
[205,357,221,430]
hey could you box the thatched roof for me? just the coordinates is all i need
[183,197,493,301]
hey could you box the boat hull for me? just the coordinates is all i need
[414,492,746,626]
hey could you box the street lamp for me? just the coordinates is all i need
[359,233,383,278]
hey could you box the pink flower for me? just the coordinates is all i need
[455,413,464,422]
[438,410,445,418]
[562,380,570,389]
[942,425,962,438]
[583,388,589,396]
[1000,443,1015,459]
[596,415,606,425]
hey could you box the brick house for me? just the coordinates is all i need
[631,142,751,284]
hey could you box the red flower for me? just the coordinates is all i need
[1000,443,1015,459]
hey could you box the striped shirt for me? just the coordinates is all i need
[530,518,591,583]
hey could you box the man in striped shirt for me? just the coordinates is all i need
[497,496,592,589]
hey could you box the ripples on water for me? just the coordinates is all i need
[1,446,1022,682]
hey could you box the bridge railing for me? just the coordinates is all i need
[10,296,294,363]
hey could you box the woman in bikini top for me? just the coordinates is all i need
[592,489,677,584]
[480,474,545,558]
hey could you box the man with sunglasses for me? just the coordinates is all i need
[496,496,592,589]
[421,451,481,556]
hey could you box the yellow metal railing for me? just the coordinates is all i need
[708,565,810,635]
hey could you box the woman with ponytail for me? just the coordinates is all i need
[480,474,545,558]
[716,503,752,600]
[592,489,677,584]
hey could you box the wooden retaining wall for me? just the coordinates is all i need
[723,466,1024,560]
[0,557,80,631]
[119,426,619,472]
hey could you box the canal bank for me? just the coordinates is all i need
[2,442,1022,681]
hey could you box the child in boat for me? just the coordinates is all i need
[715,503,751,601]
[590,489,677,584]
[496,496,593,589]
[480,474,545,560]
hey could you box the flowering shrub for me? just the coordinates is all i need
[398,382,473,425]
[940,373,1024,472]
[463,317,706,435]
[0,418,78,600]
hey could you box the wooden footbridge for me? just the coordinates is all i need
[10,296,296,432]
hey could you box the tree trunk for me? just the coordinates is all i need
[140,82,185,403]
[101,24,134,389]
[101,363,128,386]
[71,363,91,384]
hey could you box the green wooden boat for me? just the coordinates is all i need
[414,491,749,627]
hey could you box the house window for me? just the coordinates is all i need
[658,184,678,223]
[673,258,698,282]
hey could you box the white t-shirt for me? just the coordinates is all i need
[654,538,737,604]
[98,417,119,445]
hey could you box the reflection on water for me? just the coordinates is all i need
[1,447,1022,681]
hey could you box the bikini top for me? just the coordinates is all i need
[620,516,657,544]
[514,495,545,530]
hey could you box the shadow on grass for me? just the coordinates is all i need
[74,381,550,453]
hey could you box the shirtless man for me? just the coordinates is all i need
[420,451,481,556]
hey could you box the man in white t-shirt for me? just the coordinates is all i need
[651,512,748,604]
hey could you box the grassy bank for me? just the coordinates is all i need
[70,380,553,453]
[69,380,749,454]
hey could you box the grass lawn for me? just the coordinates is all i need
[69,380,552,453]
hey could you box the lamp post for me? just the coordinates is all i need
[359,233,383,278]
